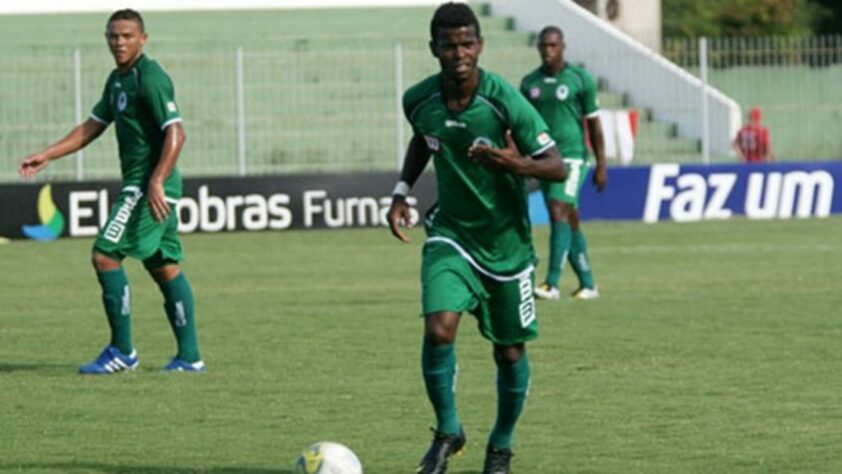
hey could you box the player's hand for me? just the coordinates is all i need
[387,195,413,243]
[19,153,50,179]
[468,130,524,173]
[593,164,607,192]
[147,180,170,222]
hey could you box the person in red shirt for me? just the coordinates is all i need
[733,107,776,163]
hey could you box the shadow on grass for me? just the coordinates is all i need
[0,363,76,373]
[0,462,284,473]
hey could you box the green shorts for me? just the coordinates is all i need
[421,239,538,346]
[93,186,183,269]
[540,158,589,208]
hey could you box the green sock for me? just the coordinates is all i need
[569,229,595,289]
[489,352,531,450]
[96,268,133,355]
[158,272,201,363]
[546,221,572,287]
[422,342,461,435]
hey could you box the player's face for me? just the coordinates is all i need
[105,19,147,70]
[431,25,483,83]
[538,32,564,69]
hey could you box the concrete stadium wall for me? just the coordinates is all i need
[0,0,454,15]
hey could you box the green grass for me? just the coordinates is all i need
[1,217,841,473]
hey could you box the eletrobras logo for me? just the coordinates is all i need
[22,184,66,240]
[63,184,421,237]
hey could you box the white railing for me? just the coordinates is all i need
[488,0,742,157]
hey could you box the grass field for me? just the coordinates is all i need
[1,218,841,473]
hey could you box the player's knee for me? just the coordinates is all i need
[425,326,456,345]
[91,252,120,271]
[548,202,571,222]
[148,264,180,284]
[494,344,524,365]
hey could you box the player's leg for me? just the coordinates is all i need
[79,190,143,374]
[567,210,599,300]
[417,242,477,473]
[138,201,203,372]
[536,184,573,300]
[423,311,462,436]
[483,344,527,474]
[145,258,203,372]
[81,251,138,374]
[477,269,537,474]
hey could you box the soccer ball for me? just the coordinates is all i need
[293,441,363,474]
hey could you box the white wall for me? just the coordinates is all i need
[0,0,454,15]
[596,0,661,51]
[490,0,741,158]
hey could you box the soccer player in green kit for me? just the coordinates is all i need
[521,26,607,301]
[387,4,566,473]
[19,9,203,373]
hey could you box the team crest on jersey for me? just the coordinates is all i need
[167,101,178,113]
[117,91,128,112]
[472,136,493,148]
[424,135,440,152]
[556,85,569,101]
[537,132,551,146]
[529,87,541,99]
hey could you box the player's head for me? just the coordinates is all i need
[749,107,762,123]
[537,26,565,69]
[429,2,483,83]
[105,9,147,70]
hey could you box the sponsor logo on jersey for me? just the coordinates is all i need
[537,132,552,146]
[529,86,541,99]
[167,101,178,113]
[472,137,493,148]
[424,135,440,152]
[518,272,536,327]
[444,119,467,129]
[103,188,143,243]
[556,85,569,101]
[117,91,128,112]
[543,77,557,84]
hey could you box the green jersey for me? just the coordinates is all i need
[404,70,556,275]
[520,62,599,160]
[91,54,183,197]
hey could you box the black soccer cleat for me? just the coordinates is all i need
[481,444,514,474]
[415,427,467,474]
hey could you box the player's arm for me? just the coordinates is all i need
[764,128,776,162]
[388,134,431,243]
[468,130,566,181]
[19,118,107,178]
[586,116,607,192]
[732,134,746,162]
[147,122,186,222]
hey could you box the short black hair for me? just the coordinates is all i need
[539,26,564,41]
[108,9,145,32]
[430,2,481,41]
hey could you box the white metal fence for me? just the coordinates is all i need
[2,34,841,182]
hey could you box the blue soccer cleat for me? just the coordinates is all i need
[78,345,139,374]
[163,357,206,372]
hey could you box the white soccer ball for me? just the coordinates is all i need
[293,441,363,474]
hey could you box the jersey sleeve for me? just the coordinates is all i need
[501,85,555,157]
[402,91,418,133]
[581,70,599,118]
[142,65,183,130]
[90,80,113,125]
